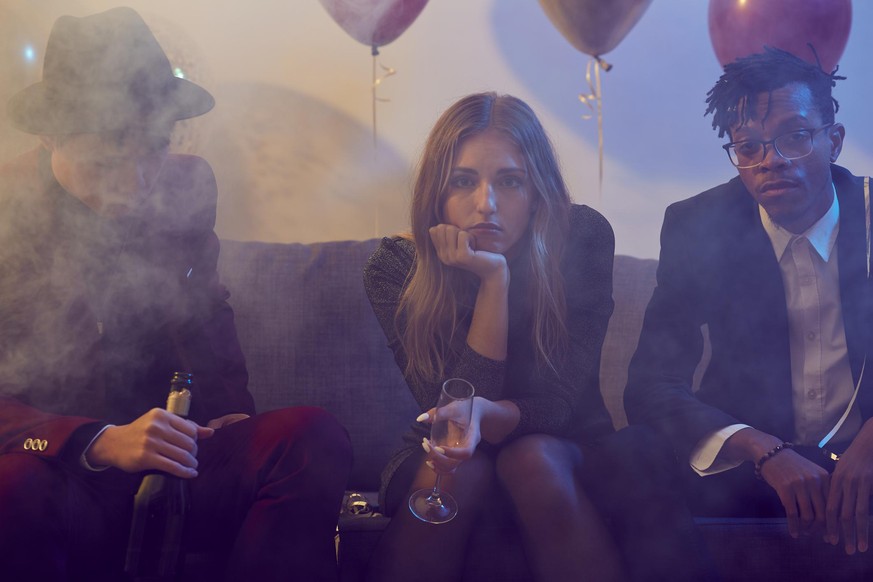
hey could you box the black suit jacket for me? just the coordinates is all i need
[625,165,873,462]
[0,148,254,467]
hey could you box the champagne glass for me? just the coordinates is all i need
[408,378,475,524]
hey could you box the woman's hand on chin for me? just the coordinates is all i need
[429,224,507,281]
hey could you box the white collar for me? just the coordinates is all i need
[759,183,839,262]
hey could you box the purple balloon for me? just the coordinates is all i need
[708,0,852,73]
[320,0,429,48]
[538,0,653,57]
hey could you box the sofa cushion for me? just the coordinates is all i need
[218,238,417,491]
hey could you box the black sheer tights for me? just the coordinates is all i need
[365,449,500,581]
[365,435,626,582]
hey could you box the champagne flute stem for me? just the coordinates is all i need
[432,473,443,496]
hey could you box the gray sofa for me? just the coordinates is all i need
[216,238,870,582]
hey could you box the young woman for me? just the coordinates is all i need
[363,93,710,582]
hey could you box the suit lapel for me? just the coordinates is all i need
[721,179,789,354]
[717,180,795,436]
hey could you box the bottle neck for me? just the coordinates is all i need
[166,388,192,417]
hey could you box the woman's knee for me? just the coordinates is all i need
[496,435,579,503]
[414,449,497,507]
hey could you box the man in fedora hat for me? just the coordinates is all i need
[0,7,351,581]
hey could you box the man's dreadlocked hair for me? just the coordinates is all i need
[704,46,845,138]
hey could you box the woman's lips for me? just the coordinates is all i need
[468,223,501,233]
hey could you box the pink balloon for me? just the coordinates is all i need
[538,0,653,57]
[319,0,429,49]
[708,0,851,73]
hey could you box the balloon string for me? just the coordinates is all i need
[579,56,611,203]
[371,45,397,150]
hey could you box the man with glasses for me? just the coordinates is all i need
[626,46,873,561]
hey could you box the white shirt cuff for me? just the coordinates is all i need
[79,424,115,471]
[689,424,750,476]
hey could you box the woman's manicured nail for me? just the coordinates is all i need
[434,446,446,455]
[422,438,431,453]
[416,412,429,422]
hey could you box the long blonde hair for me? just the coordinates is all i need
[399,93,571,383]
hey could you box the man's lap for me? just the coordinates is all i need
[685,445,840,518]
[0,406,352,578]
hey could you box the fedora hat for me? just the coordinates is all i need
[7,7,214,134]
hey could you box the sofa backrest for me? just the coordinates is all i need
[218,239,663,491]
[219,238,413,491]
[602,255,659,428]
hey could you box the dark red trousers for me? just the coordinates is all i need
[0,407,352,581]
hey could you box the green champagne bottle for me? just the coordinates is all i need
[124,372,193,581]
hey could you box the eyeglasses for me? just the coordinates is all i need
[723,124,834,169]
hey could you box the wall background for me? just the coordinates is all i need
[2,0,872,258]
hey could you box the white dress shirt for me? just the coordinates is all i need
[691,188,861,475]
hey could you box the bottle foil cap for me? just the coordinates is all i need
[166,388,192,417]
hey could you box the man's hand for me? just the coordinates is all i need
[86,408,214,478]
[724,428,829,539]
[825,419,873,554]
[758,449,830,539]
[429,224,507,281]
[207,413,250,429]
